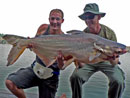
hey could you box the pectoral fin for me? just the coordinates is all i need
[89,52,101,61]
[38,55,57,67]
[32,49,57,67]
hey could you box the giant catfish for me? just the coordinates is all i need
[2,30,130,69]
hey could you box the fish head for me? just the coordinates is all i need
[109,42,127,55]
[94,42,127,58]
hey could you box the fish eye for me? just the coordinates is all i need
[115,50,122,54]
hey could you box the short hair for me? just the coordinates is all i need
[49,9,64,19]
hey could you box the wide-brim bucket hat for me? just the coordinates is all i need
[79,3,106,20]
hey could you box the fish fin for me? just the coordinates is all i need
[32,49,57,67]
[89,53,101,61]
[62,57,76,69]
[3,34,26,45]
[89,56,95,61]
[3,34,27,66]
[7,46,26,66]
[47,58,57,67]
[39,55,57,67]
[66,30,85,35]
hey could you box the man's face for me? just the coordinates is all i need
[49,11,64,30]
[84,13,99,30]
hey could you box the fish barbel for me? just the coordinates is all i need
[3,30,130,68]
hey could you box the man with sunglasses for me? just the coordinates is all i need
[5,9,64,98]
[70,3,125,98]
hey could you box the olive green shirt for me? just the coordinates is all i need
[83,24,117,42]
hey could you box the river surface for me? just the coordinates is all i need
[0,44,130,98]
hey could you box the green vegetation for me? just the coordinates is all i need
[0,33,4,37]
[0,33,7,44]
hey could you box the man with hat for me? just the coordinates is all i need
[70,3,125,98]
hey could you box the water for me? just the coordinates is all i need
[0,44,130,98]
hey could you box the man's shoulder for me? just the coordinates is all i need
[38,24,49,32]
[100,24,117,41]
[100,24,115,33]
[36,24,49,36]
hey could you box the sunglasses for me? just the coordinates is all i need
[85,14,95,20]
[50,17,61,21]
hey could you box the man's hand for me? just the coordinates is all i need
[57,51,64,70]
[109,58,120,65]
[103,53,121,66]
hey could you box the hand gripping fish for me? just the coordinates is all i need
[2,30,130,69]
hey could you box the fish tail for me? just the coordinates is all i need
[3,34,28,66]
[2,34,27,45]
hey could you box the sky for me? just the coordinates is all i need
[0,0,130,45]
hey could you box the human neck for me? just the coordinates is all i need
[49,28,63,34]
[89,24,101,35]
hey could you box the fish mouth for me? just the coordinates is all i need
[114,48,127,55]
[102,52,120,61]
[103,48,127,61]
[117,49,127,54]
[94,43,128,59]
